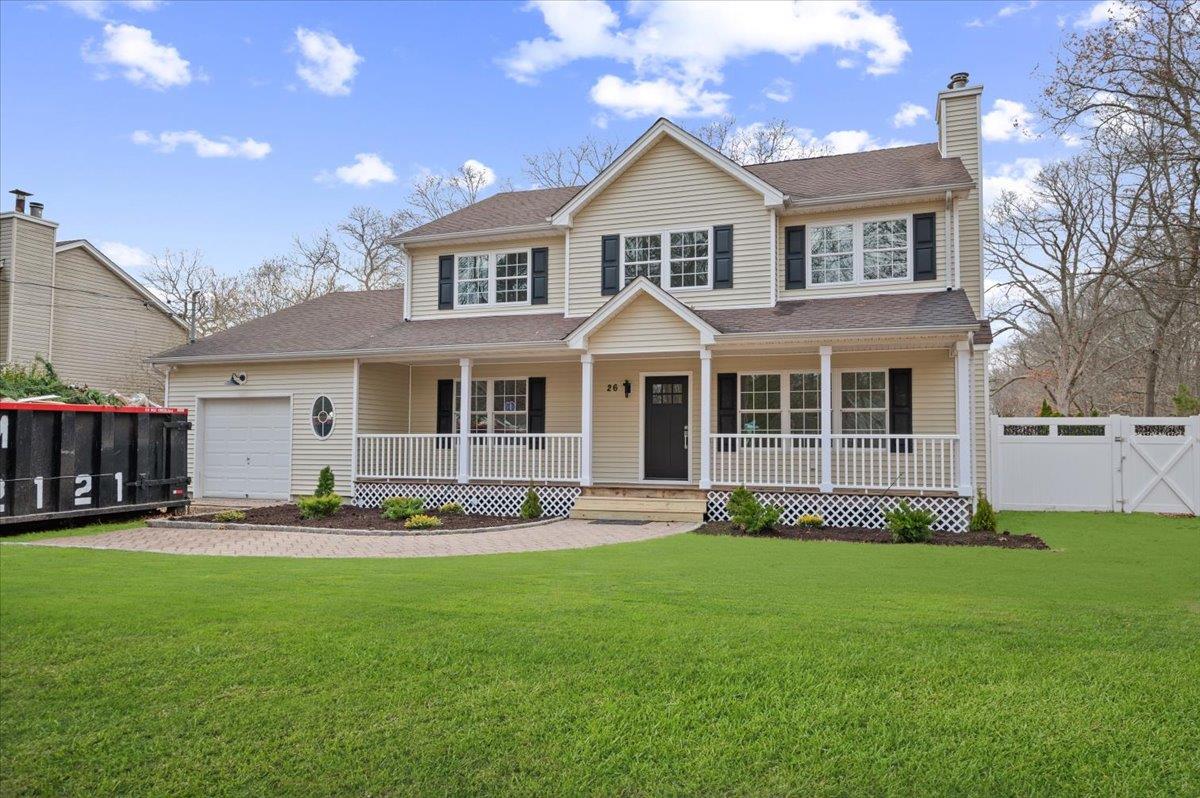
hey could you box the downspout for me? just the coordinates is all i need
[769,208,778,306]
[399,243,412,321]
[563,227,571,317]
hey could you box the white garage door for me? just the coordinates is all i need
[201,397,291,499]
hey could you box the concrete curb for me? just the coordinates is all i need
[146,516,562,537]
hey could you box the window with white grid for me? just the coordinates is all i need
[453,380,489,433]
[495,252,529,303]
[839,371,887,433]
[456,255,489,305]
[668,230,709,288]
[738,374,782,435]
[863,218,908,280]
[622,234,662,285]
[789,373,821,434]
[492,379,528,434]
[809,223,854,284]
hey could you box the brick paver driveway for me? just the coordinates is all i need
[27,519,694,558]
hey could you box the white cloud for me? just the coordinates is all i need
[504,1,909,118]
[891,102,930,128]
[835,57,856,69]
[997,1,1038,18]
[83,23,190,90]
[1060,131,1084,147]
[1075,0,1137,28]
[319,153,397,187]
[590,75,728,118]
[965,18,984,28]
[981,98,1037,142]
[726,121,914,159]
[461,159,496,188]
[63,0,161,20]
[818,129,914,154]
[983,157,1042,207]
[132,129,271,159]
[763,77,792,103]
[98,240,152,269]
[294,28,361,96]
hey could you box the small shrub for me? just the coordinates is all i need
[439,501,465,515]
[727,486,781,534]
[519,487,542,519]
[212,509,246,523]
[297,493,342,519]
[969,492,998,533]
[404,514,442,530]
[885,500,934,543]
[795,513,823,528]
[381,496,424,521]
[315,466,336,497]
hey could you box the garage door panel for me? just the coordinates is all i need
[202,398,290,499]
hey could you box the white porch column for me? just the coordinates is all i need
[457,357,472,484]
[699,348,712,489]
[580,353,594,486]
[820,345,833,493]
[955,341,974,496]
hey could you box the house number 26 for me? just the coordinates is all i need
[605,384,621,391]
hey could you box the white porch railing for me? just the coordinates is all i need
[355,433,582,483]
[709,433,959,491]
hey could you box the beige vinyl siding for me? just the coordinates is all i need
[357,362,409,434]
[972,351,988,493]
[408,235,565,320]
[168,360,356,497]
[587,294,701,354]
[50,247,185,401]
[568,137,773,317]
[6,217,55,364]
[408,360,582,434]
[0,217,11,360]
[775,200,948,300]
[941,92,983,316]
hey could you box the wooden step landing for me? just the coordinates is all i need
[571,488,707,523]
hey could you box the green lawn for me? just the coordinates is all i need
[2,512,1198,797]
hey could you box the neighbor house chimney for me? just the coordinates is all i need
[947,72,970,90]
[9,188,31,214]
[29,202,44,219]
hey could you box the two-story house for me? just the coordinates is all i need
[153,73,990,529]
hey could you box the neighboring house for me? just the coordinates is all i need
[152,73,991,528]
[0,192,187,402]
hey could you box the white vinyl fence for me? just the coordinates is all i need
[991,415,1199,514]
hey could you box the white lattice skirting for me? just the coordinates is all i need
[706,491,971,532]
[354,482,581,518]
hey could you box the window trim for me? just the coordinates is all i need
[619,226,714,292]
[807,214,913,287]
[735,370,823,435]
[452,376,530,434]
[833,368,889,434]
[732,368,892,435]
[451,248,533,309]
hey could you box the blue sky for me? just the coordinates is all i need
[0,0,1113,279]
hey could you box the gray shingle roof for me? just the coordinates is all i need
[153,287,980,362]
[396,143,972,242]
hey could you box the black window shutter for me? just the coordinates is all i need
[913,213,936,281]
[713,224,733,289]
[530,247,549,305]
[717,372,738,452]
[527,377,546,448]
[436,379,455,446]
[785,225,806,289]
[601,234,620,295]
[888,368,913,453]
[438,255,454,308]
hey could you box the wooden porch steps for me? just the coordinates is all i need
[570,486,707,523]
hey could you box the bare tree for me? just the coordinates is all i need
[240,233,343,318]
[335,206,407,289]
[522,136,619,187]
[692,117,831,164]
[408,161,494,221]
[141,248,242,336]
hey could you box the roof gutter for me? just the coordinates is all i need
[782,181,975,210]
[716,323,979,343]
[390,222,562,247]
[148,338,570,365]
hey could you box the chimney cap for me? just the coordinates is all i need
[29,202,44,218]
[947,72,970,90]
[8,188,32,198]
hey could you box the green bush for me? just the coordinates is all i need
[727,486,781,534]
[404,514,442,530]
[211,509,247,523]
[315,467,335,498]
[438,502,465,515]
[795,513,823,528]
[519,487,542,519]
[381,496,424,521]
[885,500,934,543]
[0,356,122,405]
[969,492,998,533]
[1173,384,1200,416]
[297,493,342,519]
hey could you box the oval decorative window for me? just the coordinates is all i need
[311,396,335,438]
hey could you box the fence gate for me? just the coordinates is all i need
[991,415,1199,514]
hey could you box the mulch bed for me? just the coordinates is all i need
[695,521,1048,549]
[193,504,525,532]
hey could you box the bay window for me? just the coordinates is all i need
[454,249,530,307]
[808,217,911,285]
[622,228,711,289]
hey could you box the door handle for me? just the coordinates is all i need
[683,424,689,450]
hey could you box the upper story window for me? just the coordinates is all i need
[809,217,910,286]
[455,250,530,307]
[621,228,711,290]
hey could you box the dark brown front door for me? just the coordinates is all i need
[644,376,688,480]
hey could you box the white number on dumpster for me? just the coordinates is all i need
[114,472,123,503]
[0,414,7,449]
[74,475,93,507]
[33,476,44,510]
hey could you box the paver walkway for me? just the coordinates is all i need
[26,519,694,558]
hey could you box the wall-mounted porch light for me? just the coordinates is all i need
[623,379,632,398]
